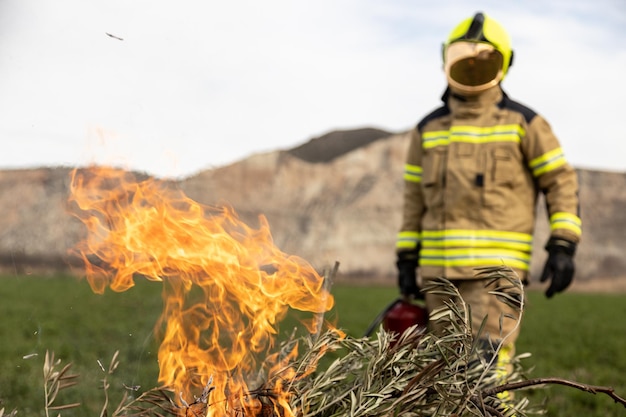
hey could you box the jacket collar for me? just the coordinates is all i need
[442,85,504,118]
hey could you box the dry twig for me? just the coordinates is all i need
[43,350,81,416]
[480,377,626,408]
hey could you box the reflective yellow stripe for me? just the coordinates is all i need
[496,344,514,403]
[422,131,449,148]
[550,212,582,236]
[421,229,533,252]
[496,344,514,378]
[420,229,533,270]
[529,147,567,176]
[400,229,533,269]
[420,248,531,270]
[403,163,422,183]
[423,125,524,149]
[396,231,420,250]
[451,124,524,143]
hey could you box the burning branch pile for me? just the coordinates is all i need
[64,167,626,417]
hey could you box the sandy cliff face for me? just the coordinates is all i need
[181,133,408,278]
[0,168,82,268]
[1,129,625,285]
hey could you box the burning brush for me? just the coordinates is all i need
[69,167,582,417]
[68,166,336,417]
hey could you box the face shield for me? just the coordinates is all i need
[444,41,504,95]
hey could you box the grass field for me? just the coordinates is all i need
[1,274,625,416]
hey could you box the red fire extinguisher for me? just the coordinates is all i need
[364,298,428,341]
[383,299,428,336]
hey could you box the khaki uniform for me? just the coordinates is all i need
[397,85,582,344]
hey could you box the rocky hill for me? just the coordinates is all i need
[1,128,625,290]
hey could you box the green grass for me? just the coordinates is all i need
[0,275,162,416]
[517,291,626,416]
[0,275,625,416]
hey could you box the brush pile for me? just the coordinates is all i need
[119,270,532,417]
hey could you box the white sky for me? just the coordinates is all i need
[1,0,625,178]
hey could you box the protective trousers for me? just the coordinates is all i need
[424,276,522,375]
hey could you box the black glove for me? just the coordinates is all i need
[397,249,423,300]
[540,237,576,298]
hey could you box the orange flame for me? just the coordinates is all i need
[68,167,334,416]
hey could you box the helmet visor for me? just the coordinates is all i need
[445,41,504,91]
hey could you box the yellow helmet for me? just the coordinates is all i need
[442,12,514,94]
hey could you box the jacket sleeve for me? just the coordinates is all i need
[522,115,582,244]
[396,128,426,253]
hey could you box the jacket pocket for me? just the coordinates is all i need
[483,146,520,209]
[491,147,515,186]
[421,148,446,209]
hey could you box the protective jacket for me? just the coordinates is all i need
[396,85,582,280]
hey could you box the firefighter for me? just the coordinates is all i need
[395,11,581,379]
